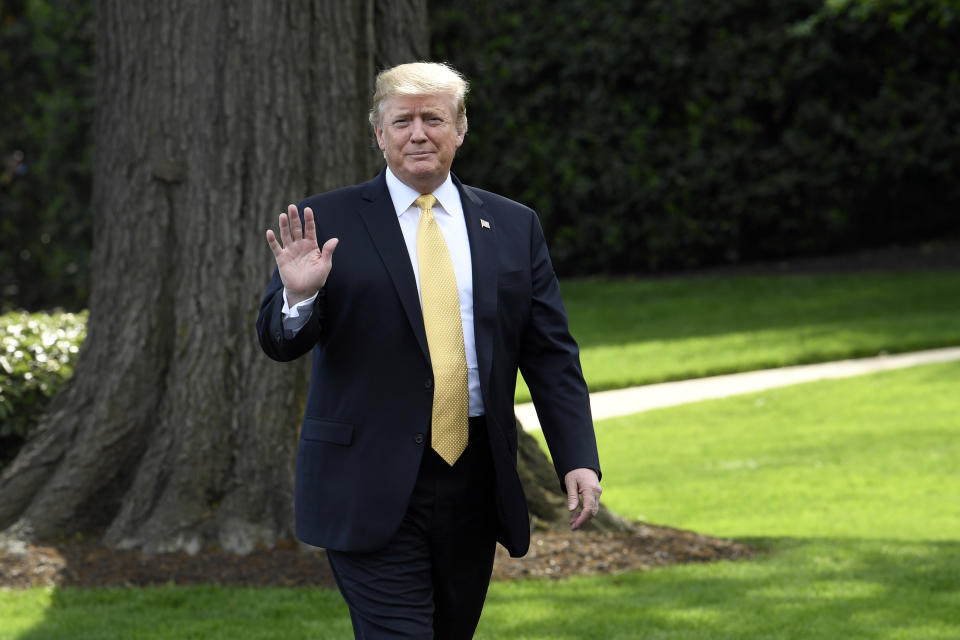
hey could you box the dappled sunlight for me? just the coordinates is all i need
[7,586,351,640]
[490,360,960,638]
[479,538,960,639]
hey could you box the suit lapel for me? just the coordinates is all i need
[455,175,498,397]
[357,172,430,360]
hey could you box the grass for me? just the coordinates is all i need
[594,362,960,540]
[4,361,958,639]
[477,539,960,639]
[493,361,960,639]
[8,535,957,640]
[517,270,960,401]
[0,586,352,640]
[3,269,958,639]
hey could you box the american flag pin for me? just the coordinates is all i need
[480,219,490,229]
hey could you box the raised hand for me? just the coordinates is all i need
[265,205,339,305]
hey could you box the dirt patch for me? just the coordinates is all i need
[0,523,753,589]
[493,524,754,581]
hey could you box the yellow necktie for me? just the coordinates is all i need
[415,194,469,465]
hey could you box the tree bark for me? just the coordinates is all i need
[0,0,427,554]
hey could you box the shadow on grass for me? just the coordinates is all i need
[561,271,960,349]
[12,584,350,640]
[478,537,960,639]
[11,538,959,639]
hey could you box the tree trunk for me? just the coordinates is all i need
[0,0,628,555]
[0,0,427,554]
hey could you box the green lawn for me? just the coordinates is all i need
[0,586,352,640]
[4,361,958,639]
[493,362,960,639]
[479,539,960,639]
[594,362,960,539]
[3,269,958,639]
[518,270,960,401]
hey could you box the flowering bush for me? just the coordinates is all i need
[0,311,86,468]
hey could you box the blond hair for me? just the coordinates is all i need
[368,62,469,134]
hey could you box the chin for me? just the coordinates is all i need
[406,160,438,173]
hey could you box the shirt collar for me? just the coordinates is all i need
[385,167,462,219]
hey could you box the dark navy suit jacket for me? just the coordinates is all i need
[256,169,599,558]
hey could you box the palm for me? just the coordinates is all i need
[265,205,338,303]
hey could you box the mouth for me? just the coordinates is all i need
[406,151,434,159]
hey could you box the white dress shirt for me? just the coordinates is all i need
[281,167,484,416]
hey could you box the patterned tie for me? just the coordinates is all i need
[415,193,469,465]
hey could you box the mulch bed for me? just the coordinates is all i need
[0,523,753,589]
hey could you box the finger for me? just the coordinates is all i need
[321,237,339,257]
[565,476,580,512]
[569,497,588,530]
[278,211,292,247]
[288,203,303,241]
[303,207,317,243]
[317,238,340,288]
[570,508,591,530]
[265,229,282,257]
[319,237,339,277]
[581,488,599,519]
[569,490,599,530]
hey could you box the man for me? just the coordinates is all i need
[257,62,601,639]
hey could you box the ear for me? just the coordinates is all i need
[455,128,465,149]
[375,126,386,151]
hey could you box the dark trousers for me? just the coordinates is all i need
[326,417,499,639]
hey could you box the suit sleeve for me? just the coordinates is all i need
[517,213,601,487]
[256,269,327,362]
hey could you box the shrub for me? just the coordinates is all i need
[0,310,86,469]
[0,0,94,312]
[431,0,960,275]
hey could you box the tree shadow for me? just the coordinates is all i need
[479,537,960,639]
[561,271,960,349]
[12,537,959,638]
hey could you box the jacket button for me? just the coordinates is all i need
[414,433,424,445]
[424,379,433,389]
[273,332,282,342]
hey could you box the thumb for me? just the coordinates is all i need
[565,476,579,511]
[321,237,339,256]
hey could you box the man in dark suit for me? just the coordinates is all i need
[257,62,601,639]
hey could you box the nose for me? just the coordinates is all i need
[410,117,428,142]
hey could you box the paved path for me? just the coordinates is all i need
[515,346,960,431]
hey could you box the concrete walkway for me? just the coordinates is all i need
[515,346,960,431]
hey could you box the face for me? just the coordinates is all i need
[375,94,465,194]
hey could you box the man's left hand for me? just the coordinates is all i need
[564,468,602,530]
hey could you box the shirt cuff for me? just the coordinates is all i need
[281,289,318,335]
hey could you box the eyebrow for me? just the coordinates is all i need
[391,107,448,120]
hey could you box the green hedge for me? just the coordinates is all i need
[0,310,86,469]
[432,0,960,274]
[2,1,958,308]
[0,0,93,312]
